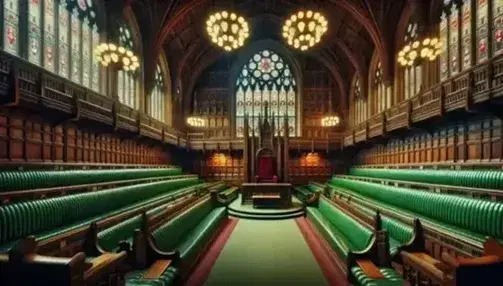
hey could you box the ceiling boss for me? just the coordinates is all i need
[206,11,250,52]
[282,10,328,51]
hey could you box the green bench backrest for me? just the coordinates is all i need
[326,193,414,246]
[0,167,182,192]
[306,184,323,192]
[211,183,228,192]
[380,217,414,245]
[348,168,503,189]
[329,178,503,239]
[97,201,171,251]
[0,177,199,246]
[318,199,373,251]
[152,199,214,252]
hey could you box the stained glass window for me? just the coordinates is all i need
[494,0,503,55]
[477,0,489,62]
[91,25,100,92]
[450,4,460,75]
[82,19,91,87]
[3,0,19,55]
[374,61,386,113]
[493,0,503,55]
[150,64,165,122]
[2,0,100,91]
[58,1,70,78]
[235,49,297,137]
[44,0,56,72]
[70,9,81,83]
[117,24,138,109]
[353,76,367,125]
[403,21,422,99]
[461,0,472,70]
[28,0,42,65]
[440,11,449,80]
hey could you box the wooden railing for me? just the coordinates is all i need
[0,51,187,149]
[344,53,503,148]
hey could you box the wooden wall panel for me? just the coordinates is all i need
[357,116,503,165]
[0,112,168,166]
[199,152,243,182]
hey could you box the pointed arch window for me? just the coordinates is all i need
[403,21,422,100]
[374,62,387,114]
[150,64,165,121]
[3,0,101,93]
[235,49,297,137]
[117,24,138,109]
[353,76,367,125]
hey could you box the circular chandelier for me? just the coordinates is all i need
[321,115,340,127]
[94,43,140,71]
[206,11,250,52]
[282,10,328,51]
[397,37,442,67]
[186,116,206,127]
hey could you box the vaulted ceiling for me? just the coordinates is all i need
[124,0,411,113]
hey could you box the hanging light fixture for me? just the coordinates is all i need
[321,92,340,127]
[186,116,206,127]
[282,10,328,51]
[397,37,442,67]
[206,11,250,52]
[94,43,140,71]
[321,115,340,127]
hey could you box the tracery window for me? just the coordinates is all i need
[353,77,367,126]
[3,0,101,93]
[440,0,503,80]
[374,61,387,114]
[461,0,471,70]
[235,49,297,137]
[150,64,165,122]
[403,21,422,99]
[117,24,138,109]
[440,3,449,81]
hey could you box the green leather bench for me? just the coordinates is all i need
[307,198,403,285]
[326,185,415,258]
[0,177,200,251]
[219,187,239,201]
[295,184,323,203]
[126,198,227,286]
[328,178,503,241]
[0,167,183,192]
[96,183,226,252]
[295,186,312,202]
[350,266,403,286]
[349,168,503,189]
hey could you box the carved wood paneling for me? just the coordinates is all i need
[0,112,167,165]
[357,117,502,165]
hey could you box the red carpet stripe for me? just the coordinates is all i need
[184,218,239,286]
[295,217,349,286]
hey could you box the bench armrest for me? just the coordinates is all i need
[83,251,127,282]
[356,259,384,279]
[142,260,172,280]
[400,251,447,283]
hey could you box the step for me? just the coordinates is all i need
[227,205,304,216]
[228,209,305,220]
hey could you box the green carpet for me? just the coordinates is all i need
[204,219,328,286]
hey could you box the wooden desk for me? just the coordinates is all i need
[241,183,291,206]
[252,194,281,208]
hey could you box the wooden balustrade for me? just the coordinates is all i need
[346,54,503,149]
